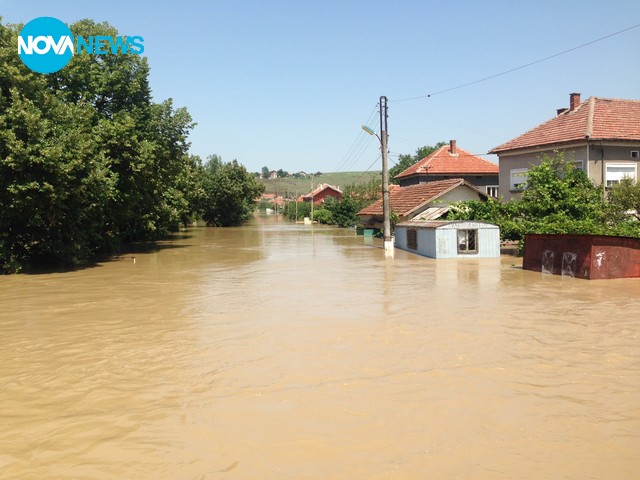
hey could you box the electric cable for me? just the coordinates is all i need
[391,23,640,102]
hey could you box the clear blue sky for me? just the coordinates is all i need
[3,0,639,173]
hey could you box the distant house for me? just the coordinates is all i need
[395,220,500,259]
[298,183,342,204]
[395,140,499,197]
[357,178,489,229]
[259,193,284,206]
[490,93,640,201]
[269,170,278,179]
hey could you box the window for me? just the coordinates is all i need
[606,164,637,187]
[457,229,478,254]
[486,185,499,197]
[407,228,418,250]
[572,160,584,170]
[631,151,639,159]
[510,168,529,191]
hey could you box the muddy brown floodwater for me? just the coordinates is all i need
[0,215,639,479]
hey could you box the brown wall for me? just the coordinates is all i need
[523,234,640,279]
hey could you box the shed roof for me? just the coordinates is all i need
[490,96,640,154]
[397,220,499,229]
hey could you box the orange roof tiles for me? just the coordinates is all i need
[358,178,483,217]
[395,144,498,179]
[490,96,640,153]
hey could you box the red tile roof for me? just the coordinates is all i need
[357,178,485,217]
[395,144,498,179]
[490,96,640,153]
[304,183,342,197]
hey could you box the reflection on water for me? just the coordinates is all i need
[1,215,638,479]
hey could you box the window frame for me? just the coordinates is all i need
[571,160,584,170]
[485,185,499,197]
[510,168,529,192]
[605,163,637,187]
[407,228,418,250]
[457,229,478,255]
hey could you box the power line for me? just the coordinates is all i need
[352,153,382,184]
[332,104,379,172]
[391,23,640,102]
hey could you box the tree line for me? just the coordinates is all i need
[259,166,323,179]
[0,19,263,273]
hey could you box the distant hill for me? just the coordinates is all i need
[260,171,381,197]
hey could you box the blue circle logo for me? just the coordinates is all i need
[18,17,74,74]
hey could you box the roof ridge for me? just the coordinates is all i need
[397,144,498,177]
[591,96,640,103]
[491,95,640,153]
[489,100,588,153]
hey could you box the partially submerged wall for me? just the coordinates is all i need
[523,234,640,279]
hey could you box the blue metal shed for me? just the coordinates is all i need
[395,220,500,259]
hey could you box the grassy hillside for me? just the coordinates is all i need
[260,171,381,197]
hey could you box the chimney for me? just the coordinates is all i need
[569,92,581,111]
[449,139,457,154]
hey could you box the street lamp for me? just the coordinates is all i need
[361,96,393,258]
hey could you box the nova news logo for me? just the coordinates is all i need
[18,16,144,74]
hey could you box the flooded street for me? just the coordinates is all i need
[1,216,639,479]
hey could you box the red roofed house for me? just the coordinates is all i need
[395,140,499,197]
[298,183,342,204]
[357,178,488,229]
[490,93,640,201]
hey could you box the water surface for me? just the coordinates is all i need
[1,216,638,479]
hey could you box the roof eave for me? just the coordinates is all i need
[490,139,592,156]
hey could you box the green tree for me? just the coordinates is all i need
[0,18,199,271]
[319,179,382,228]
[261,166,270,179]
[312,208,333,224]
[283,199,311,222]
[448,152,617,251]
[519,153,604,222]
[607,177,640,221]
[323,197,360,227]
[0,87,117,271]
[200,158,265,226]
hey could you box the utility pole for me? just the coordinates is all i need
[310,175,314,222]
[380,96,394,258]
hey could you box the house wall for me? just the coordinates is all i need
[498,143,640,201]
[399,174,499,190]
[586,144,640,186]
[436,188,485,204]
[310,189,342,204]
